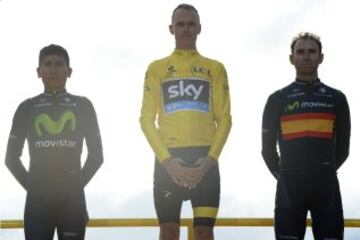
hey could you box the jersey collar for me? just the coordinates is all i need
[172,49,199,57]
[295,78,321,85]
[44,89,67,96]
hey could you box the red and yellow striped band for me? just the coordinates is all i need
[281,113,335,140]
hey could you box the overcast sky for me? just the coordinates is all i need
[1,0,360,239]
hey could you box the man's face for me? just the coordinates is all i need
[290,38,324,76]
[169,8,201,50]
[37,54,72,91]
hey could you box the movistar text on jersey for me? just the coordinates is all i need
[301,102,334,108]
[35,139,76,148]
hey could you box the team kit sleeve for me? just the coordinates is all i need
[208,63,232,160]
[334,92,351,169]
[140,64,171,163]
[5,102,29,190]
[81,98,104,187]
[261,93,281,179]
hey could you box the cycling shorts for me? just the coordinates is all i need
[154,146,220,227]
[275,172,343,240]
[24,189,88,240]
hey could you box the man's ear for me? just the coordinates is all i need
[169,24,174,35]
[37,67,41,78]
[289,54,294,65]
[67,67,73,78]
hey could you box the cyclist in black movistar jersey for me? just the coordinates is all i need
[5,44,103,240]
[262,32,350,240]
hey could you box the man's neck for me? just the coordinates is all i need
[175,44,197,51]
[44,88,66,94]
[296,72,319,82]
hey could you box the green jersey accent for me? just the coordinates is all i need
[35,111,76,136]
[285,101,300,112]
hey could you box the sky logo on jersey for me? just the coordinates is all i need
[35,111,76,136]
[162,78,210,113]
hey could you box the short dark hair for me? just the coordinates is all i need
[39,44,70,67]
[291,32,322,54]
[171,3,200,22]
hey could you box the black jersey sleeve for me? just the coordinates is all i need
[334,92,351,169]
[262,93,281,179]
[5,102,29,190]
[81,98,103,186]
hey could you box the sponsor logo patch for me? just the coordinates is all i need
[162,78,210,113]
[35,111,76,136]
[34,139,76,148]
[285,101,300,112]
[301,102,334,108]
[192,66,212,77]
[285,101,334,112]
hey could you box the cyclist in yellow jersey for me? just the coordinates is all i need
[140,4,231,240]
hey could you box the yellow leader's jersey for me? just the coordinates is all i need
[140,50,232,163]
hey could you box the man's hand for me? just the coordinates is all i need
[187,156,218,189]
[162,157,199,188]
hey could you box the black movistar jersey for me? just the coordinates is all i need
[262,79,350,177]
[5,90,103,193]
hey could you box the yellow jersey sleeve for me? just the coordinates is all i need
[139,63,171,163]
[208,63,232,160]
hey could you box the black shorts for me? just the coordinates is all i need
[24,189,88,240]
[275,172,343,240]
[154,146,220,227]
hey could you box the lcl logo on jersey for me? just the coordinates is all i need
[35,111,76,136]
[192,66,212,77]
[162,78,210,113]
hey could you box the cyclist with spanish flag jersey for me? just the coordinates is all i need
[140,4,231,240]
[262,32,350,240]
[5,44,103,240]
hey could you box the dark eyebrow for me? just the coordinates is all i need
[295,48,318,53]
[42,60,52,66]
[175,20,196,25]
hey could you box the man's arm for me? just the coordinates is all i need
[81,98,103,187]
[139,64,171,163]
[207,63,232,160]
[189,64,231,189]
[140,64,198,188]
[5,102,29,190]
[261,93,281,179]
[334,91,351,169]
